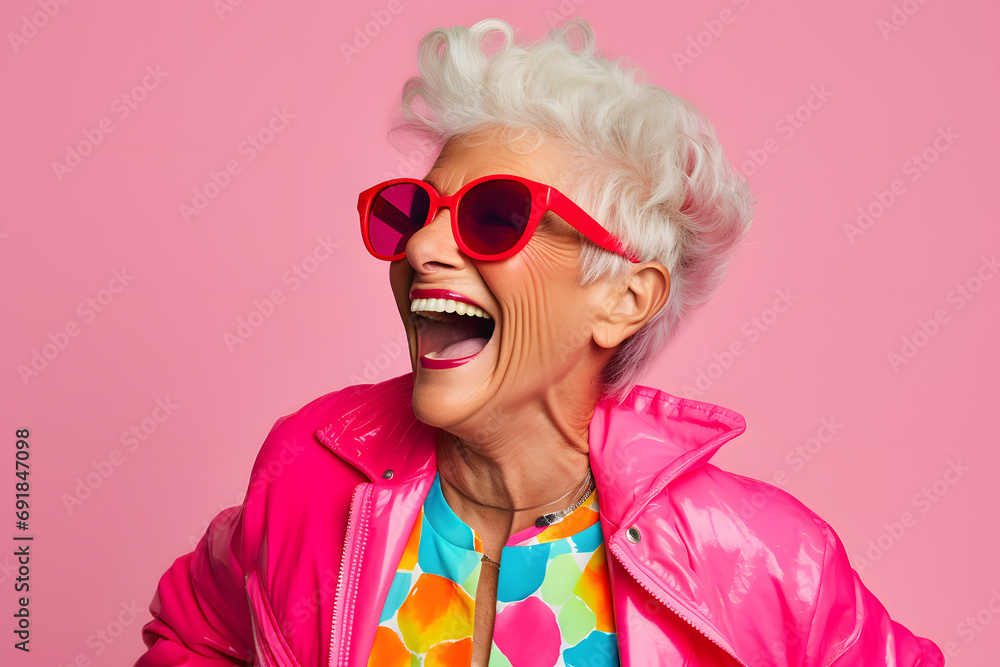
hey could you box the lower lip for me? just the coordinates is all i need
[419,351,480,369]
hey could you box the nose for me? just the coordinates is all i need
[405,205,467,273]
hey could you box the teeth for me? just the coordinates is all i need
[409,297,491,319]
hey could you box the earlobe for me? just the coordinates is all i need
[592,262,670,349]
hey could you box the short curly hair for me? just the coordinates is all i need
[390,18,755,399]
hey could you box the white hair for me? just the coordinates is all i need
[390,18,755,400]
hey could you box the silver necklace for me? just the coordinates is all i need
[439,466,596,566]
[476,469,594,567]
[532,472,594,528]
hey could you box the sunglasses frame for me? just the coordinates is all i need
[358,173,640,263]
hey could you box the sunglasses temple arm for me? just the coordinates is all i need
[548,191,641,263]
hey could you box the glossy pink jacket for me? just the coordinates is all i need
[136,374,944,666]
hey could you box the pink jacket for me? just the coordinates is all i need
[136,374,944,666]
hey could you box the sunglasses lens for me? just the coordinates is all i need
[368,183,430,258]
[458,180,532,256]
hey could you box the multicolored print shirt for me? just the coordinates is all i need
[367,472,619,667]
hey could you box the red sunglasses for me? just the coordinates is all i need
[357,174,640,262]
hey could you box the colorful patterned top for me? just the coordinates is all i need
[367,472,619,667]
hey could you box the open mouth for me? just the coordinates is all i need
[410,289,496,369]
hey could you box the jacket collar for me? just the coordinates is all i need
[314,373,439,483]
[314,373,746,520]
[588,383,746,526]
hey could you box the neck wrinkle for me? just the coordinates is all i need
[435,435,591,536]
[434,384,599,536]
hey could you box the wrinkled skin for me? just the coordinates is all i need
[387,129,670,664]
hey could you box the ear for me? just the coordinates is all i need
[592,262,670,349]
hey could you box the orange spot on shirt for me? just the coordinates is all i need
[536,506,599,543]
[399,509,422,571]
[366,626,411,667]
[397,573,475,653]
[574,544,615,633]
[425,637,473,667]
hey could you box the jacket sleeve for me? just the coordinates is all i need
[805,522,945,666]
[134,504,254,666]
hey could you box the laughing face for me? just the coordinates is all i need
[388,132,622,444]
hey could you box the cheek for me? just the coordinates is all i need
[485,250,595,366]
[523,243,596,334]
[388,261,414,316]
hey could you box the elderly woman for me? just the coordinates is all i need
[137,18,943,667]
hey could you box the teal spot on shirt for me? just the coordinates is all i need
[419,475,486,582]
[569,521,603,552]
[379,571,412,623]
[564,630,620,666]
[496,542,551,602]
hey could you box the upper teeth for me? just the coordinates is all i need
[410,298,491,319]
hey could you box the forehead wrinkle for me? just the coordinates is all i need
[423,162,474,196]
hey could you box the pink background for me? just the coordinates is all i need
[2,1,997,664]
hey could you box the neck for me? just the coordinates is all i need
[434,384,599,536]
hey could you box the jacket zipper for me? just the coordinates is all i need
[329,483,374,667]
[245,573,272,667]
[609,542,748,667]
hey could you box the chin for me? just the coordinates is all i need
[408,343,504,436]
[410,379,470,432]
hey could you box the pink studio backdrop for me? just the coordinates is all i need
[1,0,997,664]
